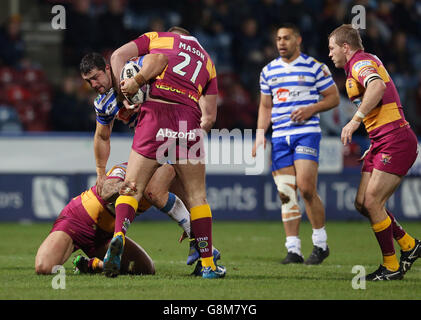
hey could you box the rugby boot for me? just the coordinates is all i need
[281,252,304,264]
[400,238,421,274]
[364,265,403,281]
[187,237,220,266]
[186,239,200,265]
[191,248,222,276]
[103,232,125,278]
[304,246,330,265]
[202,265,226,279]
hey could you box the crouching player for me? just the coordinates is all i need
[35,162,218,275]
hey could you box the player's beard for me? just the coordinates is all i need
[279,46,298,61]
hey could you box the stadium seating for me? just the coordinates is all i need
[0,105,22,132]
[0,66,51,131]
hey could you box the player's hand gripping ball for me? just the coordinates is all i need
[120,60,147,105]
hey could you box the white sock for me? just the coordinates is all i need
[161,193,191,238]
[285,236,302,256]
[312,227,327,251]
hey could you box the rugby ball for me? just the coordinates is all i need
[120,58,147,105]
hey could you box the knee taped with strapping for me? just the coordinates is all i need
[273,175,301,222]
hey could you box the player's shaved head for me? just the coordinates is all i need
[167,26,191,36]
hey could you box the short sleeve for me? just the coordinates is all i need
[351,59,382,88]
[315,63,335,92]
[260,69,271,95]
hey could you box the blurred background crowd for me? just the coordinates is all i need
[0,0,420,137]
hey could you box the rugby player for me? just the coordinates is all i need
[79,52,167,195]
[252,23,340,265]
[328,24,421,281]
[103,26,225,279]
[35,162,160,275]
[79,52,221,275]
[35,161,219,275]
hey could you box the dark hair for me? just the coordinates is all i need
[167,26,191,36]
[278,23,301,36]
[80,52,106,74]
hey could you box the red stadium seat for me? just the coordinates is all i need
[0,67,18,85]
[14,101,50,131]
[22,68,46,85]
[6,84,32,104]
[28,82,52,104]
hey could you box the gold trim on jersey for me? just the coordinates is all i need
[363,102,402,132]
[206,59,216,80]
[145,32,174,50]
[346,78,364,99]
[81,189,115,233]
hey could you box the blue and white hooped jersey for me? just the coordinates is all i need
[260,53,335,138]
[93,56,145,127]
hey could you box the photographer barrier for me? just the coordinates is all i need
[0,172,420,222]
[1,133,420,221]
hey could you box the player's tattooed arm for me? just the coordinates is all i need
[100,179,123,203]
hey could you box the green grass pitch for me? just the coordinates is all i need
[0,220,420,300]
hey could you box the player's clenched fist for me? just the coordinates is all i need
[120,78,139,96]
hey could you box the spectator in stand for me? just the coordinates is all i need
[254,0,281,31]
[391,0,420,37]
[50,74,95,132]
[232,17,265,98]
[0,15,25,67]
[98,0,133,53]
[63,0,98,68]
[406,76,421,136]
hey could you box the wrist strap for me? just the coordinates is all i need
[352,110,365,122]
[134,72,147,86]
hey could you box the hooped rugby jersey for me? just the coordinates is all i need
[132,32,218,109]
[75,162,151,233]
[344,50,408,139]
[93,56,145,128]
[260,53,335,138]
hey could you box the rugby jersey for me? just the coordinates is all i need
[132,32,218,109]
[344,50,408,139]
[93,56,145,128]
[260,53,334,138]
[76,162,151,232]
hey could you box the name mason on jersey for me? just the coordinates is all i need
[179,41,205,61]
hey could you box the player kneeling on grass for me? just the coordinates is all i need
[35,162,220,275]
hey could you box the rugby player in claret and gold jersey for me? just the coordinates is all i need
[328,24,421,281]
[104,26,225,279]
[35,163,217,276]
